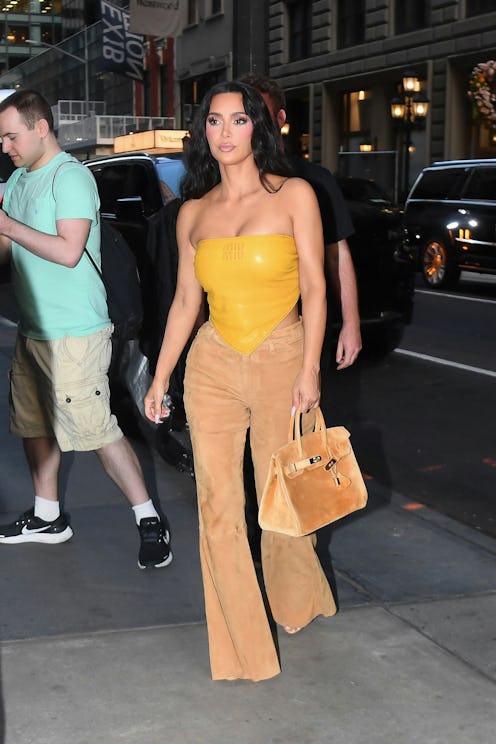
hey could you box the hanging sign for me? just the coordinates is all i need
[100,0,144,81]
[129,0,188,38]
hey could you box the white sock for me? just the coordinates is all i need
[34,496,60,522]
[132,499,159,525]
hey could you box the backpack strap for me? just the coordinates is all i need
[82,243,103,279]
[51,159,104,281]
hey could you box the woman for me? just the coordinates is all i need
[144,81,336,681]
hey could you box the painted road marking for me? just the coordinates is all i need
[395,348,496,378]
[415,289,496,305]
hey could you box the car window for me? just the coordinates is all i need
[89,162,162,216]
[155,158,185,197]
[409,168,467,199]
[462,167,496,200]
[338,178,391,204]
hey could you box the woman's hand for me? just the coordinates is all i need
[144,378,172,424]
[291,367,321,413]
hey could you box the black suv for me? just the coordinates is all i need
[404,158,496,289]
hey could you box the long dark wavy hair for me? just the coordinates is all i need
[180,80,293,200]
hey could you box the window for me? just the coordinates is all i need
[287,0,312,61]
[4,25,29,44]
[187,0,199,26]
[395,0,430,34]
[463,168,496,200]
[409,169,467,200]
[207,0,223,16]
[337,0,365,49]
[92,164,162,217]
[342,90,370,135]
[466,0,495,16]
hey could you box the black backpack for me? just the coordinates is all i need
[84,218,143,341]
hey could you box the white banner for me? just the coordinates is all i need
[129,0,188,38]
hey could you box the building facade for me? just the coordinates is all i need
[267,0,496,198]
[1,0,496,185]
[176,0,267,129]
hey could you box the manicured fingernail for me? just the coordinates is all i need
[154,415,161,424]
[291,406,296,415]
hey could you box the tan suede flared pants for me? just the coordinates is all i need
[183,320,336,681]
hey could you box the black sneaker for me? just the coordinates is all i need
[0,508,73,544]
[137,517,173,569]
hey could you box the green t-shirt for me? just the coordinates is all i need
[2,151,110,340]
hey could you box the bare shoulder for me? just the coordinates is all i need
[282,176,316,198]
[277,176,319,212]
[177,198,203,232]
[177,198,199,223]
[176,199,200,246]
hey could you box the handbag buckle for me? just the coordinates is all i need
[309,455,322,464]
[325,458,341,485]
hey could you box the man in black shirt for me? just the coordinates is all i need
[241,74,362,370]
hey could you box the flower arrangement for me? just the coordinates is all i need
[468,60,496,129]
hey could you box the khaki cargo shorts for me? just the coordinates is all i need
[9,328,123,452]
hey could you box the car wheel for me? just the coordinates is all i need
[420,238,460,289]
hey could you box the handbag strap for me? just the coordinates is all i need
[289,406,327,457]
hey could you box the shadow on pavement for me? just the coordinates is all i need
[318,352,393,607]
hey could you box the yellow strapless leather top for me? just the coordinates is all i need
[194,234,300,354]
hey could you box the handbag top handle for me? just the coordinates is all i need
[289,407,328,458]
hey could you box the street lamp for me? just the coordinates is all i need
[26,28,89,103]
[390,71,429,200]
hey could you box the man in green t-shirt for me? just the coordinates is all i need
[0,89,172,569]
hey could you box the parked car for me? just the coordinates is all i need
[404,158,496,289]
[85,151,192,473]
[336,176,415,353]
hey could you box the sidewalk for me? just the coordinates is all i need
[1,316,496,744]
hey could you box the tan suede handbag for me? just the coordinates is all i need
[258,407,368,537]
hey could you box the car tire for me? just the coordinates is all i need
[420,238,460,289]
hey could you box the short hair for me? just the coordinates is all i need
[181,79,292,200]
[0,89,54,131]
[239,74,286,112]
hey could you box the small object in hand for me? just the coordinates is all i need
[155,394,173,424]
